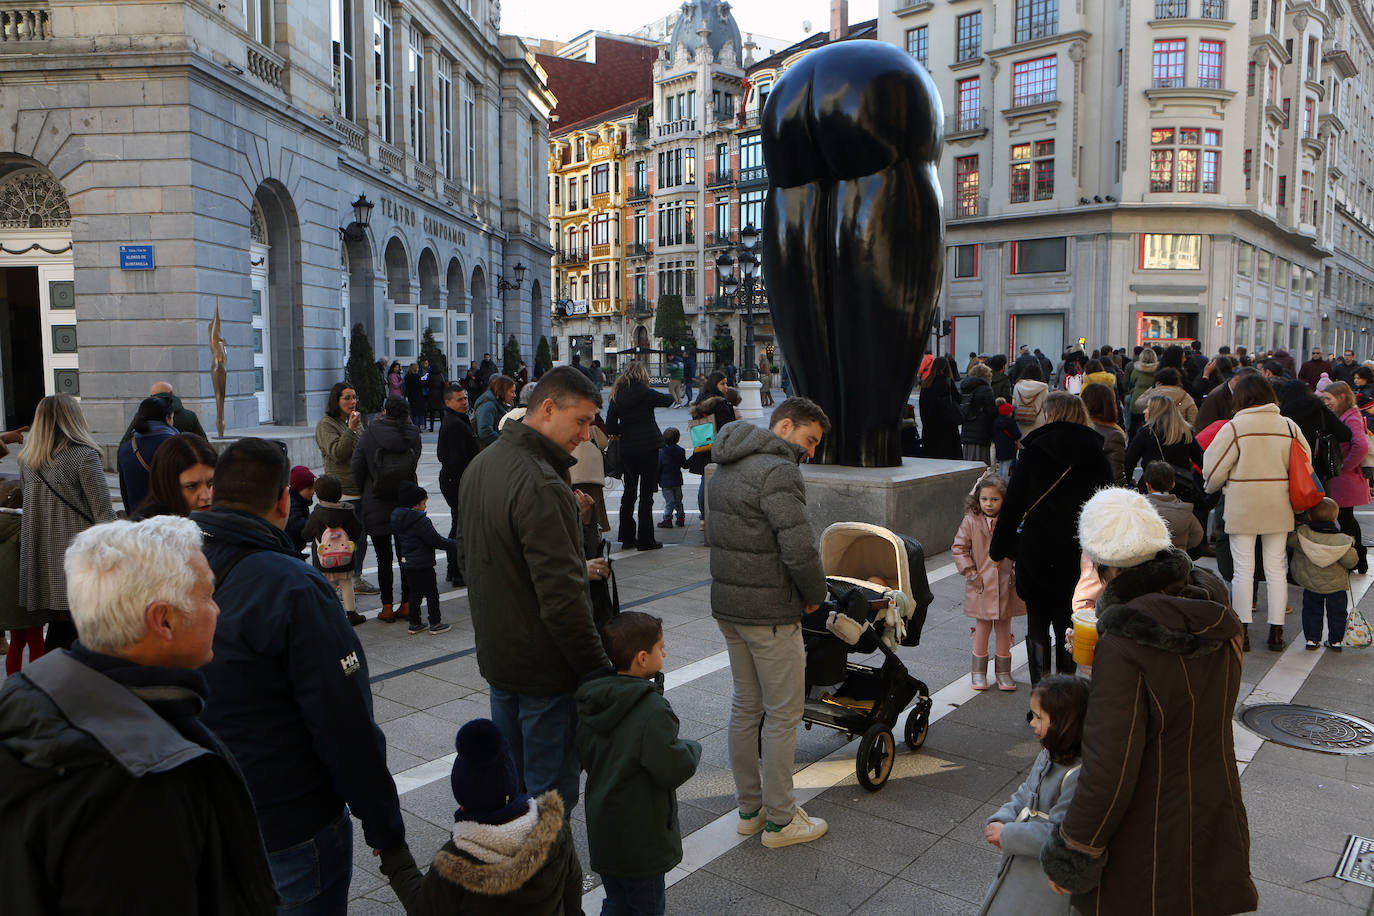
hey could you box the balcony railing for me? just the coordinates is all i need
[706,295,736,312]
[558,247,589,265]
[951,194,988,219]
[1154,0,1188,18]
[1197,77,1223,89]
[629,298,652,315]
[705,230,736,249]
[1011,91,1057,108]
[628,242,653,258]
[1200,0,1226,17]
[957,40,980,62]
[337,119,365,153]
[378,142,405,172]
[658,119,698,137]
[627,183,651,203]
[739,165,769,185]
[706,169,735,189]
[0,5,50,40]
[247,45,286,91]
[1014,21,1056,42]
[954,106,987,133]
[414,162,436,188]
[1152,76,1185,88]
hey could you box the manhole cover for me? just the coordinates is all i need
[1336,835,1374,888]
[1239,704,1374,755]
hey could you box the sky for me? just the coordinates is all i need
[502,0,880,47]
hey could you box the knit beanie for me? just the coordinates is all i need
[1078,487,1173,569]
[450,719,530,824]
[289,465,315,492]
[1316,372,1333,393]
[997,402,1014,417]
[396,481,427,508]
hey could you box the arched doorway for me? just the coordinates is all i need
[254,180,305,424]
[635,325,651,350]
[529,279,543,360]
[384,236,412,363]
[344,232,376,346]
[418,247,440,369]
[447,257,467,372]
[0,162,74,429]
[470,265,489,361]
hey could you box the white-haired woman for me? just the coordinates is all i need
[18,394,116,652]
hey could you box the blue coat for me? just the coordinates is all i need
[115,420,177,513]
[194,507,403,854]
[657,443,689,489]
[391,507,455,569]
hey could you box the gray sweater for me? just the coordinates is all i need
[706,423,827,626]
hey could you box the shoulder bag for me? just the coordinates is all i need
[1287,428,1325,512]
[687,413,716,454]
[1015,465,1072,536]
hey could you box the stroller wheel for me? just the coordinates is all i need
[856,724,895,792]
[904,707,930,751]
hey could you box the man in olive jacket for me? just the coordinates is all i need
[707,397,831,847]
[456,367,611,812]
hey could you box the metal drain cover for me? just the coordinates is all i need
[1335,835,1374,888]
[1239,704,1374,755]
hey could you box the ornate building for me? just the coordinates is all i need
[877,0,1350,359]
[0,0,552,434]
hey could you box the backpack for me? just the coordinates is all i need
[372,446,415,501]
[1064,373,1084,395]
[316,526,355,569]
[1013,390,1041,425]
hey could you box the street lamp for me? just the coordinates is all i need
[495,262,527,293]
[338,194,374,243]
[715,224,761,378]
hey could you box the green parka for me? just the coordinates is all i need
[456,419,609,695]
[575,672,701,878]
[1287,523,1358,595]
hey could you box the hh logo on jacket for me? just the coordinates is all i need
[340,651,361,677]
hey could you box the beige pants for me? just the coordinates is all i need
[324,570,356,613]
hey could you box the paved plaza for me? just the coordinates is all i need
[9,403,1372,915]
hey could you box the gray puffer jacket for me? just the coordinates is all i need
[706,423,827,626]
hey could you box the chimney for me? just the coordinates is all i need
[829,0,848,41]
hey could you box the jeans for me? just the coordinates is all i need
[267,808,353,915]
[717,620,804,826]
[618,450,659,548]
[1301,588,1348,644]
[997,458,1014,480]
[488,688,580,812]
[402,567,442,627]
[601,874,667,916]
[1230,531,1288,624]
[345,497,368,574]
[371,533,411,607]
[661,485,684,521]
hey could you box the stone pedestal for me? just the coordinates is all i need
[735,380,766,420]
[799,457,988,554]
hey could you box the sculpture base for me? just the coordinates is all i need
[94,425,323,474]
[735,380,766,421]
[799,457,988,554]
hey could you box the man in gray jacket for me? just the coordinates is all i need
[707,397,831,848]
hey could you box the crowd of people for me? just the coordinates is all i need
[0,335,1367,915]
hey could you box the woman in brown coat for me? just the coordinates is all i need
[1041,489,1257,916]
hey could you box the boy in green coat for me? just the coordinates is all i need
[576,612,702,914]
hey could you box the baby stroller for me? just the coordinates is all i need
[800,522,934,791]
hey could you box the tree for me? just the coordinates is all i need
[420,326,446,374]
[503,334,522,376]
[536,335,552,373]
[654,294,689,351]
[346,323,385,414]
[712,335,735,369]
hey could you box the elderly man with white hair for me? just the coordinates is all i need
[0,516,277,915]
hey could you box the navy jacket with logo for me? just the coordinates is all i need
[194,507,405,853]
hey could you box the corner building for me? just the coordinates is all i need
[0,0,551,434]
[877,0,1352,359]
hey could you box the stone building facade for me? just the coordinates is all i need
[877,0,1350,360]
[0,0,552,434]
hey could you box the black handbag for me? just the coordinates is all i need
[603,437,623,479]
[589,539,620,632]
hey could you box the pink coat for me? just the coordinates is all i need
[952,512,1026,621]
[1328,407,1371,508]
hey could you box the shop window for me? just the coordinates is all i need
[1236,242,1254,277]
[1139,234,1201,270]
[1011,237,1066,274]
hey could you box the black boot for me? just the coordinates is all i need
[1268,624,1286,652]
[1027,639,1051,686]
[1055,644,1077,677]
[1242,624,1250,653]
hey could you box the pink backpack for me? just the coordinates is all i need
[316,526,355,569]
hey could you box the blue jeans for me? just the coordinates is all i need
[1301,588,1348,644]
[489,688,580,811]
[661,485,684,522]
[267,808,353,915]
[601,874,667,916]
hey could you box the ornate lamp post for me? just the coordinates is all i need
[714,223,761,379]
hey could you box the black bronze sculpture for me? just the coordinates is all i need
[761,41,944,467]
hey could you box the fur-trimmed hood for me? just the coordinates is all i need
[1095,549,1239,658]
[431,792,565,897]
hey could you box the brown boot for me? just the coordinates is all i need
[347,611,367,627]
[396,602,410,620]
[378,604,397,622]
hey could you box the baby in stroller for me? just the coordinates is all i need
[797,523,934,791]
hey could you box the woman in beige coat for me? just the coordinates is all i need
[1011,363,1050,438]
[1203,374,1310,651]
[1147,367,1198,425]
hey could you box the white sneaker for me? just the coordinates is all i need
[736,809,766,836]
[760,806,828,848]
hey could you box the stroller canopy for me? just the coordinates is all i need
[821,522,933,612]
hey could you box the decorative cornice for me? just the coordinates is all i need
[987,29,1091,60]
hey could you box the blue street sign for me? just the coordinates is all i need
[119,245,154,270]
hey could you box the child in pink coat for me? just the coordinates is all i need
[953,475,1027,691]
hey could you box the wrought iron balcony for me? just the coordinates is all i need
[1200,0,1225,17]
[706,169,735,189]
[558,247,589,265]
[1154,0,1188,17]
[705,230,737,249]
[950,194,988,220]
[627,183,651,203]
[738,165,769,186]
[953,106,987,134]
[628,242,653,258]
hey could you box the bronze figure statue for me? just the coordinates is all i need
[761,41,945,467]
[209,298,227,438]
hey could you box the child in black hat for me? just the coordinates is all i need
[391,481,456,635]
[381,718,581,913]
